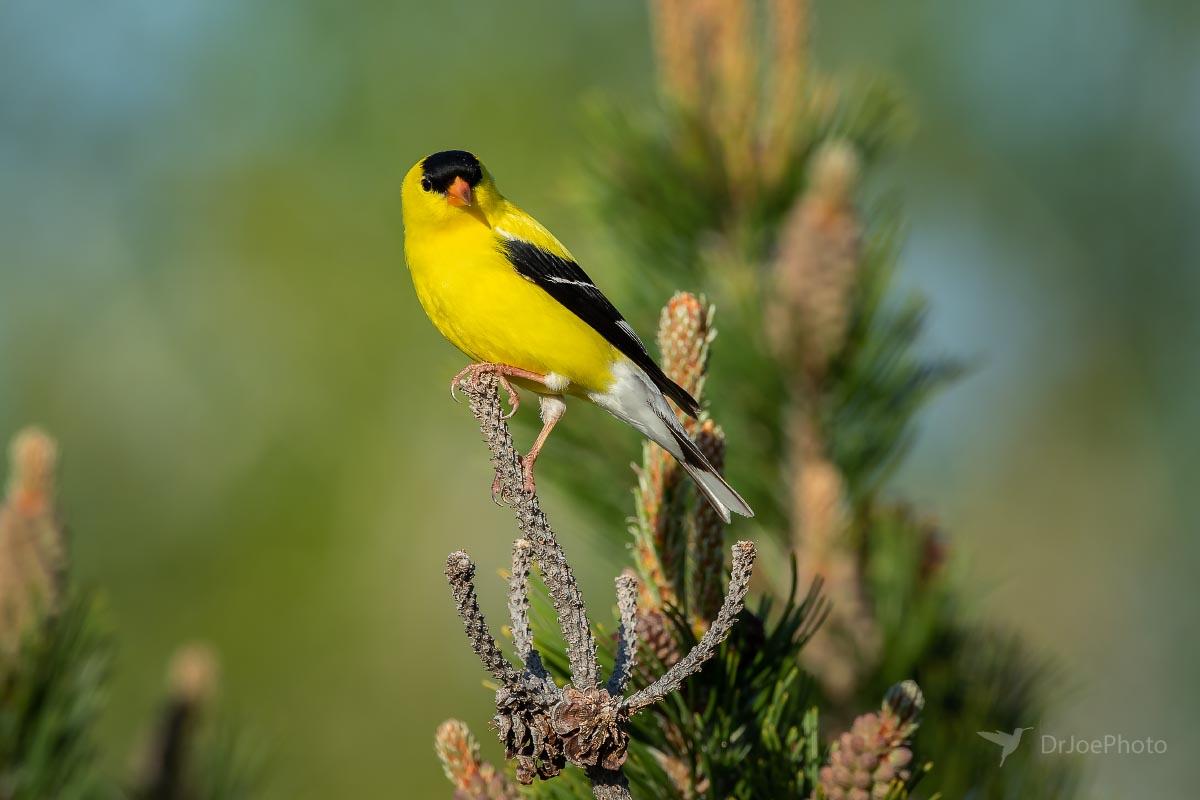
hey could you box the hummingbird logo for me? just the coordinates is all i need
[977,727,1033,767]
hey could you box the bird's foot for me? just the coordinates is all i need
[451,362,548,420]
[521,458,538,496]
[488,454,537,505]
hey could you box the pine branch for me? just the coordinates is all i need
[462,371,598,688]
[441,373,759,799]
[556,1,1082,796]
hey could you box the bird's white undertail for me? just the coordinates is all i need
[588,361,752,522]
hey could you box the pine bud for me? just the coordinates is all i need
[168,642,219,707]
[649,0,701,109]
[813,681,924,800]
[705,0,757,190]
[633,438,686,609]
[435,720,481,790]
[435,719,520,799]
[7,427,58,517]
[635,293,715,609]
[657,292,713,426]
[883,679,925,732]
[0,427,65,658]
[767,140,862,381]
[761,0,811,184]
[793,414,880,699]
[690,420,727,627]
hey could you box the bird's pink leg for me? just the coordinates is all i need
[450,363,559,503]
[451,362,549,420]
[488,395,566,503]
[521,396,567,494]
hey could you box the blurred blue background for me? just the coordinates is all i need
[1,1,1195,797]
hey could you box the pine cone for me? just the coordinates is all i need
[551,686,630,771]
[635,608,681,674]
[492,679,564,784]
[814,681,924,800]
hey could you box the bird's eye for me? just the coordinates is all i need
[420,177,433,192]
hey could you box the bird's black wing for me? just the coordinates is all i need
[501,237,700,417]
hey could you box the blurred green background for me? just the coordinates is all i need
[1,1,1195,798]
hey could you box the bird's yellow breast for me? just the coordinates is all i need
[405,217,619,396]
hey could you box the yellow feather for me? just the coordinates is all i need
[401,158,621,396]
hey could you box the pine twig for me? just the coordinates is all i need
[507,538,549,682]
[625,540,755,713]
[441,373,759,800]
[607,574,639,698]
[445,552,521,687]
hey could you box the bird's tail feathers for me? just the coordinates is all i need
[658,411,753,523]
[594,363,754,523]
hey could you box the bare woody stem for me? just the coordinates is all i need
[444,374,759,800]
[460,372,599,689]
[625,541,756,713]
[445,551,520,686]
[607,574,639,697]
[587,767,632,799]
[508,538,549,682]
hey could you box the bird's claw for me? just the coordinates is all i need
[489,456,537,506]
[450,363,479,403]
[520,454,539,496]
[497,376,520,419]
[451,363,520,418]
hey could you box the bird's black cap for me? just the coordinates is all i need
[420,150,483,193]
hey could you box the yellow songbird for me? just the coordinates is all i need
[400,150,752,521]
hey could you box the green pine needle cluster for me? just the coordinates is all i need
[0,428,259,800]
[0,593,111,800]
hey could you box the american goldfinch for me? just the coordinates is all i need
[400,150,753,522]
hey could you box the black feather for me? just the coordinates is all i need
[421,150,483,193]
[664,414,710,469]
[501,238,701,417]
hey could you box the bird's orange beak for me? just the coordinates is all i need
[446,176,473,207]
